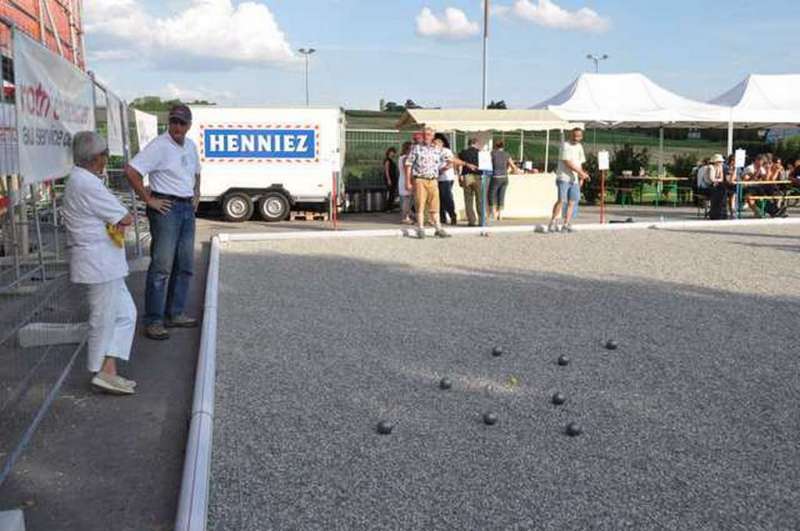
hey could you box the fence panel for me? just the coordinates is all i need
[0,23,147,487]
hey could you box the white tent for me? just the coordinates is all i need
[533,73,730,127]
[710,74,800,127]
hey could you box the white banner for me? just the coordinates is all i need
[13,30,95,184]
[106,91,124,156]
[134,109,158,152]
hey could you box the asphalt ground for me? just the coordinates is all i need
[0,247,208,530]
[210,225,800,530]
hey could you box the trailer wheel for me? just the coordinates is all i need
[258,192,290,222]
[222,192,254,222]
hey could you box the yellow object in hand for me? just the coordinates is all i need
[106,223,125,248]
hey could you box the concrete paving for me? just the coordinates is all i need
[0,243,209,530]
[210,225,800,530]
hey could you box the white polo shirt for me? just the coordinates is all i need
[130,132,200,198]
[61,166,130,284]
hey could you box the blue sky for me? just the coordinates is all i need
[84,0,800,109]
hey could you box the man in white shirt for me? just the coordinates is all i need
[125,104,201,340]
[62,132,137,395]
[548,128,588,233]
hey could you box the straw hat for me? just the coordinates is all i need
[710,154,725,163]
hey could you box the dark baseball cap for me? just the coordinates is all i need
[168,104,192,123]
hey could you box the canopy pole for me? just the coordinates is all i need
[481,0,489,109]
[544,130,551,172]
[519,130,524,162]
[727,120,734,155]
[658,126,664,177]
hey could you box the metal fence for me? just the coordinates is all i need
[0,20,147,487]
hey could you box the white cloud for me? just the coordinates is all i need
[502,0,610,33]
[83,0,297,70]
[416,7,481,40]
[162,83,234,103]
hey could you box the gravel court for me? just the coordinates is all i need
[209,225,800,530]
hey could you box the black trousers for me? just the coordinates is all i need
[708,185,728,220]
[385,179,397,211]
[438,181,456,223]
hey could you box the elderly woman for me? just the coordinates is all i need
[62,132,137,395]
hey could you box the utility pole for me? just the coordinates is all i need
[482,0,489,109]
[586,53,609,73]
[298,48,316,107]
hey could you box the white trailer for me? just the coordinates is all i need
[187,106,346,222]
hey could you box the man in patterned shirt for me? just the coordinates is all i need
[404,127,452,239]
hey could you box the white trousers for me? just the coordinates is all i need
[86,278,137,373]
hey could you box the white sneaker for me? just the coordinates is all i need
[115,375,137,388]
[547,221,560,233]
[91,372,135,395]
[563,223,575,233]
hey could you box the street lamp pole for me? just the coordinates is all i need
[586,53,609,73]
[298,48,316,107]
[482,0,489,109]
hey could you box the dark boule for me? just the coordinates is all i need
[439,377,453,390]
[376,421,394,435]
[483,412,499,426]
[557,355,570,366]
[551,392,566,405]
[565,422,583,437]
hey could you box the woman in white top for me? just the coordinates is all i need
[397,141,414,224]
[62,132,137,395]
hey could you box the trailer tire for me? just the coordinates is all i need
[258,192,290,222]
[222,192,254,222]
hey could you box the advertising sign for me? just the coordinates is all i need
[13,29,94,183]
[14,31,94,184]
[200,126,318,162]
[106,91,124,156]
[134,110,158,151]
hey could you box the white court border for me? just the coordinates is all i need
[175,216,800,530]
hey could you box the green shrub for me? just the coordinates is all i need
[666,153,699,177]
[610,144,650,175]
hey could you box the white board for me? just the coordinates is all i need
[478,151,493,172]
[598,150,610,171]
[13,30,95,183]
[735,149,746,169]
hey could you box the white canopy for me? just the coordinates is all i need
[533,73,730,127]
[709,74,800,127]
[396,109,574,132]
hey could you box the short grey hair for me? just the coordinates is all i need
[73,131,108,167]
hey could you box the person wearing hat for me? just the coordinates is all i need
[62,131,137,394]
[124,104,201,340]
[704,154,727,220]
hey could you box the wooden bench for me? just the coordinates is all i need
[747,195,800,217]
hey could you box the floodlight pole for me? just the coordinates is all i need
[586,53,608,73]
[482,0,489,109]
[298,48,316,107]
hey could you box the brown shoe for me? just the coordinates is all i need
[145,323,170,340]
[165,315,199,328]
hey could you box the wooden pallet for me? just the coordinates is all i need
[289,210,329,221]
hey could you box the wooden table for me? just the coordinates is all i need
[616,176,689,207]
